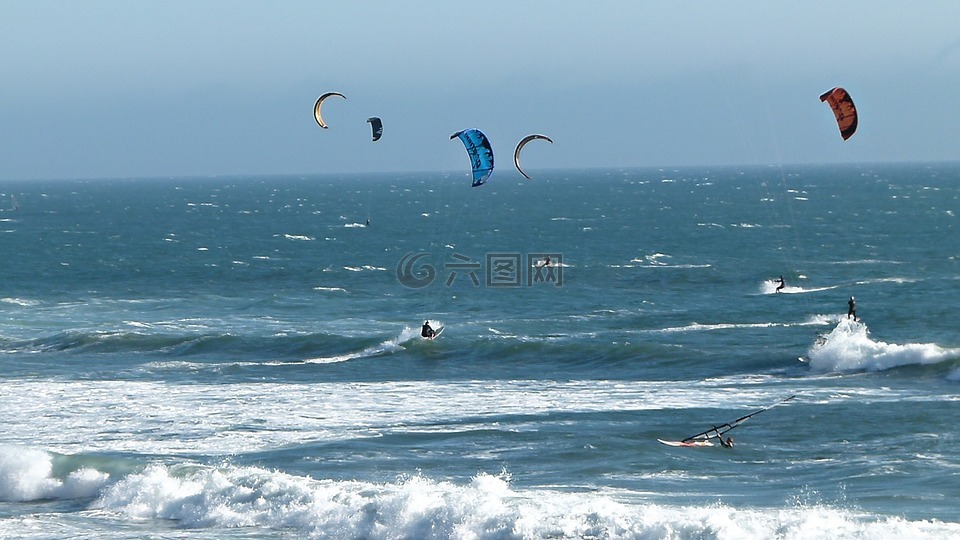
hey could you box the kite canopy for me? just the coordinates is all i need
[367,117,383,142]
[514,134,553,180]
[451,128,494,187]
[314,92,346,129]
[819,87,858,141]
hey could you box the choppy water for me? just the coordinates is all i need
[1,163,960,539]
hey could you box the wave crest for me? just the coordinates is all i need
[88,463,960,539]
[0,446,108,502]
[807,318,960,373]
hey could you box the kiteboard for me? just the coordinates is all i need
[423,327,444,340]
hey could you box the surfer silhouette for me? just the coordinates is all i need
[421,321,436,339]
[847,296,857,321]
[775,275,785,293]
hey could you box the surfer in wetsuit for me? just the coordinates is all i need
[847,296,857,321]
[421,321,436,339]
[775,275,785,293]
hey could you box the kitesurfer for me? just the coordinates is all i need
[544,255,551,267]
[775,275,785,293]
[421,321,436,339]
[847,296,857,321]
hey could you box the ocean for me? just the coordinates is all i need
[1,163,959,539]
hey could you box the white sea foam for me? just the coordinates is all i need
[647,313,832,334]
[0,377,809,457]
[284,233,314,241]
[807,317,960,373]
[0,446,108,502]
[0,297,39,307]
[802,313,840,326]
[759,279,839,295]
[3,444,959,540]
[655,322,783,333]
[630,253,711,269]
[301,326,417,364]
[0,371,948,482]
[855,276,917,285]
[77,464,960,539]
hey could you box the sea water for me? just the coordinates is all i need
[1,163,959,539]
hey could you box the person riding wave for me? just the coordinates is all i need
[421,321,436,339]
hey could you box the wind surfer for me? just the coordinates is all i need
[663,396,796,449]
[775,275,785,293]
[709,428,734,448]
[421,321,436,339]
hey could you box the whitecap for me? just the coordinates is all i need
[0,445,109,502]
[88,464,960,539]
[807,317,960,373]
[301,325,420,364]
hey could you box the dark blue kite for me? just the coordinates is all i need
[451,128,494,187]
[367,117,383,142]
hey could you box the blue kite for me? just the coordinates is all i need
[367,117,383,142]
[451,128,494,187]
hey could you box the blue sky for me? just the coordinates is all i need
[2,1,959,180]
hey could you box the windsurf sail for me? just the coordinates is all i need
[314,92,346,129]
[451,128,494,187]
[681,395,797,443]
[367,117,383,141]
[819,87,858,140]
[513,134,553,180]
